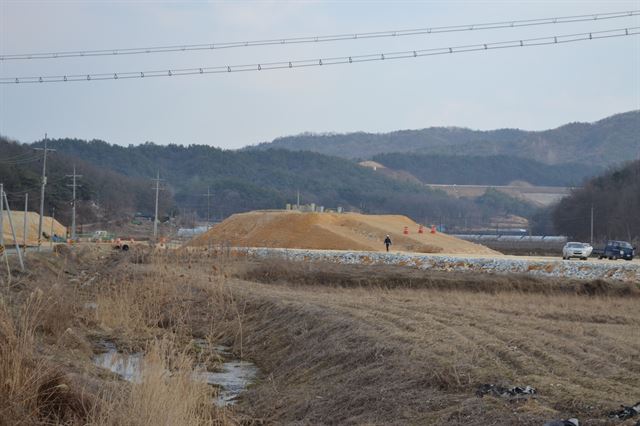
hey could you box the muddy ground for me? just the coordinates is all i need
[1,247,638,425]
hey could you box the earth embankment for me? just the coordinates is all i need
[189,210,497,255]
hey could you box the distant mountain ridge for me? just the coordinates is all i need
[252,111,639,167]
[22,138,537,228]
[0,137,167,225]
[371,153,601,187]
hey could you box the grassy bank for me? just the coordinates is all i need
[232,259,640,425]
[0,247,240,425]
[1,248,638,425]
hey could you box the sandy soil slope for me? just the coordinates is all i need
[189,210,497,255]
[2,211,66,245]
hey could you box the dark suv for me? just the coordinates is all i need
[596,240,636,261]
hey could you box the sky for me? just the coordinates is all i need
[1,0,639,149]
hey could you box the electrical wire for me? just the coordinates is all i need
[0,151,42,161]
[2,176,72,196]
[2,27,637,85]
[1,10,638,61]
[0,156,42,165]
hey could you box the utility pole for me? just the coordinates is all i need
[66,165,82,240]
[207,186,211,227]
[151,170,164,240]
[0,184,4,251]
[590,204,594,245]
[23,194,28,254]
[1,187,25,271]
[34,134,55,251]
[50,207,55,247]
[199,186,213,229]
[296,190,300,209]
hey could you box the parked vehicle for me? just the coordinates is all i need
[593,240,635,261]
[562,242,592,260]
[91,230,109,242]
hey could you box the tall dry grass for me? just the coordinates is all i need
[87,338,227,426]
[1,247,242,425]
[0,289,91,425]
[94,272,188,339]
[88,250,241,425]
[0,290,47,424]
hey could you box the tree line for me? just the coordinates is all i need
[552,160,640,244]
[17,137,539,229]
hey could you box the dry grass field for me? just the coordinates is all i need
[233,261,640,425]
[0,247,638,425]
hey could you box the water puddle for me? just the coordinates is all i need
[93,341,144,383]
[198,361,259,406]
[92,340,258,406]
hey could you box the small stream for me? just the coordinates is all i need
[198,361,259,406]
[92,340,258,406]
[93,342,143,383]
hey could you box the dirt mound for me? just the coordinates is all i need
[189,210,497,255]
[2,211,66,245]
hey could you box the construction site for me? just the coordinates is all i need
[2,202,639,425]
[188,210,497,255]
[2,4,639,425]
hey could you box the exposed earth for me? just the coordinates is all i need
[189,210,497,255]
[2,211,66,245]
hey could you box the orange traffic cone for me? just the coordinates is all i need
[418,225,424,234]
[403,226,409,235]
[431,225,436,234]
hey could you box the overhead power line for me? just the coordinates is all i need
[2,27,637,85]
[0,151,42,161]
[0,155,42,165]
[0,10,638,61]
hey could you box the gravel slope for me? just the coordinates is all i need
[238,247,640,282]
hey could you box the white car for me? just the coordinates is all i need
[562,242,592,260]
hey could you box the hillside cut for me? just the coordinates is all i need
[190,210,496,255]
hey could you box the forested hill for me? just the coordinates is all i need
[553,160,640,243]
[25,138,534,227]
[0,137,170,224]
[373,154,601,187]
[252,111,639,167]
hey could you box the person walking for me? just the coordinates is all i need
[384,235,392,252]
